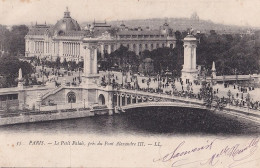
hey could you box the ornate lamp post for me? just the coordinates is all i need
[227,90,231,103]
[235,68,238,84]
[78,67,81,84]
[171,83,175,95]
[157,73,160,91]
[246,93,251,111]
[147,80,150,90]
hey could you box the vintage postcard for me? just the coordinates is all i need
[0,0,259,167]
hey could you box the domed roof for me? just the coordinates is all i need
[53,7,81,34]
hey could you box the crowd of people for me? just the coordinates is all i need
[99,70,260,111]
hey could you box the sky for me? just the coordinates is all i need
[0,0,260,27]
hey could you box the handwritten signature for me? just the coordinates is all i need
[153,137,259,168]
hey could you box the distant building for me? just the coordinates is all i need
[190,12,199,21]
[25,7,176,63]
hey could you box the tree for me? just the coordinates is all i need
[8,25,29,56]
[103,45,139,72]
[0,25,11,55]
[0,55,33,87]
[55,57,61,68]
[62,58,68,69]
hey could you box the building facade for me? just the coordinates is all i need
[25,8,176,63]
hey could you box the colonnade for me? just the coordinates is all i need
[63,42,80,57]
[26,40,51,55]
[99,41,175,56]
[34,41,44,53]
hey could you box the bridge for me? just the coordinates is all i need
[0,33,260,125]
[112,88,207,112]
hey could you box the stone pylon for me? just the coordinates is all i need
[81,44,99,88]
[181,34,198,82]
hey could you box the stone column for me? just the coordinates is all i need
[107,44,111,54]
[70,43,72,56]
[130,96,133,104]
[67,43,69,56]
[148,43,152,51]
[67,42,70,56]
[192,45,196,70]
[42,41,44,53]
[35,41,37,53]
[44,42,46,54]
[63,42,65,56]
[69,42,71,56]
[142,43,146,51]
[45,42,47,54]
[33,41,35,53]
[120,95,122,107]
[84,47,91,75]
[117,95,119,106]
[136,44,139,55]
[37,41,39,53]
[71,43,73,56]
[68,43,70,56]
[76,43,79,56]
[63,43,65,56]
[125,96,128,105]
[66,43,68,56]
[73,43,75,56]
[129,43,133,51]
[93,48,98,74]
[100,44,104,58]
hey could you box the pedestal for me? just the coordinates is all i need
[181,69,198,82]
[81,74,100,88]
[17,82,24,90]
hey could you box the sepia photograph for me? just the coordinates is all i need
[0,0,259,167]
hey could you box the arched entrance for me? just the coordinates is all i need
[67,91,76,103]
[98,94,105,105]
